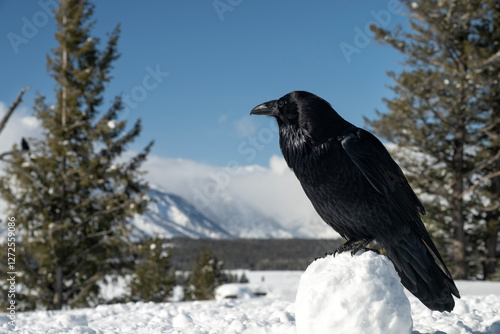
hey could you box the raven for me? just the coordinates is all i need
[21,137,30,151]
[250,91,460,312]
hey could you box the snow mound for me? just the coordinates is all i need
[295,251,412,334]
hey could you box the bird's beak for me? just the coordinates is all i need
[250,100,278,116]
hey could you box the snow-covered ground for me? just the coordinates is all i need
[2,253,500,334]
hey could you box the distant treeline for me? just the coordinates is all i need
[166,238,343,271]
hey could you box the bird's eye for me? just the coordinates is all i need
[278,100,285,108]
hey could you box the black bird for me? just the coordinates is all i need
[21,137,30,151]
[250,91,460,312]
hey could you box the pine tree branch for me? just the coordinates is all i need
[479,117,500,138]
[86,228,115,238]
[67,273,100,307]
[67,119,89,130]
[65,241,107,279]
[480,201,500,212]
[476,50,500,70]
[460,170,500,199]
[18,243,53,293]
[0,158,48,207]
[427,106,446,124]
[0,87,30,135]
[466,150,500,179]
[83,200,131,224]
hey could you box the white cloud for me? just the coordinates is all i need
[234,115,257,137]
[269,154,289,175]
[21,116,40,129]
[141,153,338,238]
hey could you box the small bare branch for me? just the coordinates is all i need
[0,87,30,135]
[0,150,24,160]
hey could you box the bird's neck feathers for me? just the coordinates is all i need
[279,126,310,168]
[279,125,338,172]
[278,107,354,172]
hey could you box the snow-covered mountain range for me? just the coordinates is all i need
[0,181,335,241]
[131,155,339,239]
[0,156,339,240]
[133,187,232,239]
[132,185,310,239]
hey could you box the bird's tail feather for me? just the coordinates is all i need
[381,232,460,312]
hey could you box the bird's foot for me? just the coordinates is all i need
[334,238,374,256]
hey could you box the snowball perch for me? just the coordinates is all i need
[295,252,413,334]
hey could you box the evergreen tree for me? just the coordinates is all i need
[239,272,249,284]
[0,0,153,310]
[472,1,500,280]
[368,0,500,279]
[128,237,176,302]
[183,247,227,301]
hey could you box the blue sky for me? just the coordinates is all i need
[0,0,408,168]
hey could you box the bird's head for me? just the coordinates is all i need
[250,91,349,145]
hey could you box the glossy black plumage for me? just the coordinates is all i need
[250,91,460,312]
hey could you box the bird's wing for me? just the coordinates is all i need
[339,128,453,279]
[339,128,425,216]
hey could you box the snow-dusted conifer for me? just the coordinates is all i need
[0,0,153,310]
[183,247,227,300]
[368,0,500,279]
[129,237,175,302]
